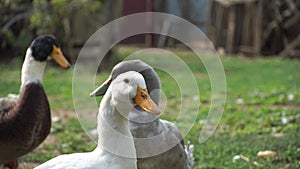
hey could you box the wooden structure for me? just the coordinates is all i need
[1,0,300,60]
[210,0,300,58]
[211,0,263,55]
[121,0,153,46]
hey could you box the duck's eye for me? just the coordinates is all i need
[124,79,129,83]
[141,93,147,99]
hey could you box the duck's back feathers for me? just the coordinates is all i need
[137,143,191,169]
[0,96,17,117]
[34,153,98,169]
[134,119,193,169]
[35,150,137,169]
[0,83,51,163]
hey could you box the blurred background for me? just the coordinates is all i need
[1,0,300,65]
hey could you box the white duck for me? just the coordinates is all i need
[90,60,194,169]
[35,71,161,169]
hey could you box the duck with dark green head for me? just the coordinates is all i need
[0,35,70,169]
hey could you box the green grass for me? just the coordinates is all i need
[0,47,299,168]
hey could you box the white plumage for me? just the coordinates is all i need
[35,71,161,169]
[90,60,194,169]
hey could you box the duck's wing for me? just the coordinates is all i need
[35,151,128,169]
[34,153,100,169]
[0,94,18,116]
[160,119,184,145]
[34,154,69,169]
[133,119,194,169]
[160,119,194,168]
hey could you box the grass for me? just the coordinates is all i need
[0,46,299,168]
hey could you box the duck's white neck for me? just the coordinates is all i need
[96,90,137,158]
[21,48,46,89]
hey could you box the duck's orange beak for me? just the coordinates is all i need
[134,86,161,115]
[51,45,70,68]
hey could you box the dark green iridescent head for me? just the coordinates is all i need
[30,35,60,62]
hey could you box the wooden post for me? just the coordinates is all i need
[226,6,235,53]
[242,2,251,47]
[215,2,224,47]
[254,0,262,56]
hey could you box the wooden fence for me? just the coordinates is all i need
[210,0,300,58]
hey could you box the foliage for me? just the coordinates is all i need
[2,29,33,52]
[30,0,102,35]
[0,0,103,58]
[0,0,33,53]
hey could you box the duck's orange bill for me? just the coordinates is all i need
[51,45,70,68]
[134,86,161,115]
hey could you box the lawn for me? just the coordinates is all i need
[0,46,299,169]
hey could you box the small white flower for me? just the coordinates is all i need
[61,143,68,148]
[287,93,294,101]
[198,119,207,125]
[232,155,241,162]
[235,98,244,105]
[52,116,60,123]
[232,154,249,162]
[281,116,288,125]
[193,95,199,101]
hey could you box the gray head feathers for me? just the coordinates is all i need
[111,60,161,105]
